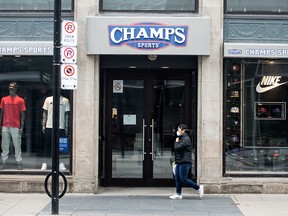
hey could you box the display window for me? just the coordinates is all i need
[0,56,72,173]
[224,59,288,174]
[225,0,288,14]
[0,0,72,11]
[101,0,197,12]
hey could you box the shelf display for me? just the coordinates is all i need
[226,61,241,149]
[224,59,288,174]
[254,102,286,120]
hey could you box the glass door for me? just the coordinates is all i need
[111,79,145,179]
[104,69,196,186]
[152,79,186,179]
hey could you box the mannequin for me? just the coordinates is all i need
[0,82,26,170]
[41,95,70,171]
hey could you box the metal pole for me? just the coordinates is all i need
[52,0,61,214]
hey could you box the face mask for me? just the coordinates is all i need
[176,131,181,136]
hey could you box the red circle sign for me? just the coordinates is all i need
[64,47,74,59]
[64,22,75,34]
[64,65,75,76]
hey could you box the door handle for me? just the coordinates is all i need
[150,119,154,161]
[143,119,146,160]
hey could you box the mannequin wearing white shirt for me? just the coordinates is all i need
[41,95,70,171]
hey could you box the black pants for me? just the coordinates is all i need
[43,128,65,157]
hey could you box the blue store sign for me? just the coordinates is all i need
[59,137,69,153]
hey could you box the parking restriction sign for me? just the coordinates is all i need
[60,20,78,90]
[61,21,78,46]
[61,64,77,90]
[61,47,77,63]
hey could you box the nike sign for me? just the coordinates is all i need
[256,76,288,93]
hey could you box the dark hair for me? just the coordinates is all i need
[8,82,18,89]
[178,124,189,130]
[178,124,191,136]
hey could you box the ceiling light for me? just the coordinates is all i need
[148,55,157,61]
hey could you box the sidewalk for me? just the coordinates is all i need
[0,188,287,216]
[231,194,288,216]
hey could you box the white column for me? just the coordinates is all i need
[197,0,224,192]
[72,0,100,192]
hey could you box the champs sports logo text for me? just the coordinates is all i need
[108,23,188,50]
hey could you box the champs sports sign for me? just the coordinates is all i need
[86,16,210,55]
[108,23,188,50]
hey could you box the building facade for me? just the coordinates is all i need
[0,0,287,193]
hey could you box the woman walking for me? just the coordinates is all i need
[169,124,204,199]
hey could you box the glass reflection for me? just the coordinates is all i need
[102,0,196,11]
[0,56,72,172]
[225,60,288,173]
[0,0,72,10]
[111,80,144,178]
[226,0,288,13]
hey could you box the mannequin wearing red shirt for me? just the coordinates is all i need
[0,82,26,170]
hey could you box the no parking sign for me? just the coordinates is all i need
[61,21,78,46]
[60,20,78,90]
[61,47,77,63]
[61,64,77,90]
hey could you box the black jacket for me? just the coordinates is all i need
[174,133,192,164]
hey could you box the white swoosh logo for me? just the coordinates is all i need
[256,82,288,93]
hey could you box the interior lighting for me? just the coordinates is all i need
[148,55,157,61]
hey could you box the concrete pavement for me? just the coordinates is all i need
[0,188,287,216]
[231,194,288,216]
[0,193,49,216]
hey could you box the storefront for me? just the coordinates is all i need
[0,0,226,193]
[85,16,211,186]
[1,0,288,194]
[0,42,73,173]
[224,43,288,176]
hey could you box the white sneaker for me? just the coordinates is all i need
[169,194,183,200]
[197,185,204,198]
[41,163,47,171]
[59,163,66,171]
